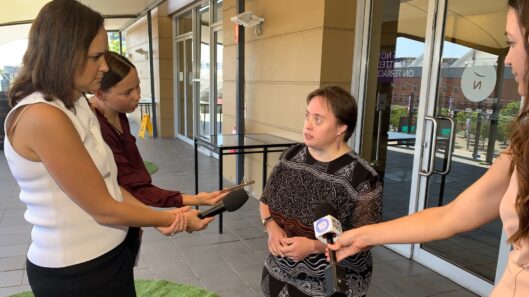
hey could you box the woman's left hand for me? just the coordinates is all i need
[156,207,189,235]
[279,237,318,262]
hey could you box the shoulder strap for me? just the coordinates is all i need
[7,105,32,139]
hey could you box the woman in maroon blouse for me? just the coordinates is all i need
[91,51,226,210]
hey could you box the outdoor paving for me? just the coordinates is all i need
[0,124,479,296]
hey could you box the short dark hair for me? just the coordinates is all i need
[306,85,357,141]
[8,0,104,109]
[99,52,136,92]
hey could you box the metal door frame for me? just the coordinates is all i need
[174,33,194,145]
[352,0,510,294]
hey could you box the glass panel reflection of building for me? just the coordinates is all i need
[389,38,516,163]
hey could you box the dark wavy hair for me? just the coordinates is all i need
[99,52,136,92]
[8,0,104,109]
[507,0,529,244]
[306,85,358,142]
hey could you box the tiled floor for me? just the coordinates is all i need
[0,133,480,297]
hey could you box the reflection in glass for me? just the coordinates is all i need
[185,39,193,138]
[214,30,223,134]
[177,42,185,136]
[0,33,27,92]
[362,0,512,285]
[363,0,428,222]
[421,0,511,282]
[198,6,211,137]
[176,37,193,139]
[177,12,192,35]
[214,0,223,23]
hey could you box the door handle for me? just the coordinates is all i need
[433,117,455,176]
[419,116,438,177]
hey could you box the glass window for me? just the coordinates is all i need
[198,5,211,137]
[107,31,125,54]
[0,24,28,92]
[214,0,223,23]
[421,0,510,282]
[177,12,193,35]
[363,0,429,220]
[214,30,223,134]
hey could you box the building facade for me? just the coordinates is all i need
[123,0,515,295]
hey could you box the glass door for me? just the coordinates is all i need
[197,3,211,138]
[212,27,223,135]
[355,0,512,294]
[355,0,431,258]
[414,0,512,294]
[175,1,223,143]
[175,11,194,143]
[175,36,194,142]
[197,1,224,138]
[212,0,224,135]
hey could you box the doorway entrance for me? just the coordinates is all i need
[174,1,224,144]
[354,0,515,294]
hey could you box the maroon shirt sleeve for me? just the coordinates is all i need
[97,111,183,208]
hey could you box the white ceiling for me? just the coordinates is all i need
[389,0,508,53]
[0,0,163,46]
[0,0,508,54]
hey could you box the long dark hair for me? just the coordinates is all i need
[8,0,104,109]
[508,0,529,244]
[99,52,136,92]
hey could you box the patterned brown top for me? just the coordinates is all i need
[261,143,382,297]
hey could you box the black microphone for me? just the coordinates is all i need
[314,201,347,297]
[198,188,249,219]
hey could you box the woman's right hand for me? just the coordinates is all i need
[327,227,370,261]
[184,209,214,232]
[266,221,287,257]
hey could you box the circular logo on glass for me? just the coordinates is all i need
[461,65,497,103]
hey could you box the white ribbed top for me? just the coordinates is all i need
[4,92,127,268]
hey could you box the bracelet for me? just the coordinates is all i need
[262,216,274,226]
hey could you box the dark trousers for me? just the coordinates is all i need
[27,227,141,297]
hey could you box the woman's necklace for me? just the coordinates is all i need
[107,117,123,135]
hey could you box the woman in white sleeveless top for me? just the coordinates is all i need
[329,0,529,296]
[4,1,188,296]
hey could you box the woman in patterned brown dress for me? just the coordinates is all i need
[259,86,382,297]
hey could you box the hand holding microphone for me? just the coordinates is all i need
[314,201,348,297]
[183,208,214,232]
[198,188,249,219]
[327,228,369,262]
[173,188,248,233]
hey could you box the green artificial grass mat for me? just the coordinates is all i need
[135,280,218,297]
[144,160,159,175]
[8,279,218,297]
